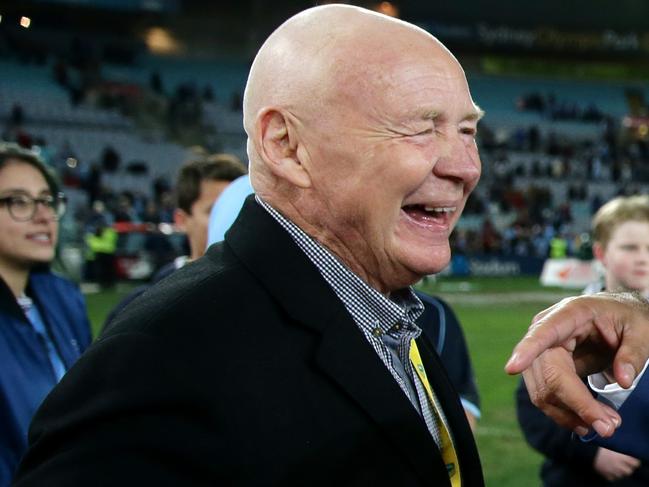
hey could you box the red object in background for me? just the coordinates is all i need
[111,222,186,280]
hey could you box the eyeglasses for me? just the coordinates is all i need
[0,192,67,222]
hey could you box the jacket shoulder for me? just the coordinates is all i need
[31,270,82,292]
[415,290,453,312]
[103,243,255,337]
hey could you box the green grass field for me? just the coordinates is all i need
[85,276,579,486]
[418,276,577,486]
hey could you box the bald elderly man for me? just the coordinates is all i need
[14,5,484,486]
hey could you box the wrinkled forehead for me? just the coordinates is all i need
[247,8,480,133]
[328,43,478,121]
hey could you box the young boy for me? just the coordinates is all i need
[591,195,649,297]
[517,195,649,486]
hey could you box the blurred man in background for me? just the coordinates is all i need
[173,153,246,263]
[103,153,245,328]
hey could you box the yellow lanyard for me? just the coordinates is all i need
[409,339,461,487]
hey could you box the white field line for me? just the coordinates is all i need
[475,425,524,439]
[438,291,576,306]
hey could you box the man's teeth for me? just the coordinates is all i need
[424,206,456,213]
[30,234,50,242]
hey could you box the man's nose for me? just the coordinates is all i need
[433,134,481,185]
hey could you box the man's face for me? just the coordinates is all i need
[597,220,649,294]
[177,179,230,260]
[0,160,59,271]
[300,47,482,292]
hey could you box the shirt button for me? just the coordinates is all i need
[394,323,402,331]
[372,327,383,337]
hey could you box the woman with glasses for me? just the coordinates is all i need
[0,143,91,485]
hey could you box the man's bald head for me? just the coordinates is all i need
[243,5,436,131]
[243,4,457,190]
[242,4,482,292]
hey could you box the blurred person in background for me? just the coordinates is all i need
[82,200,113,287]
[549,231,569,259]
[206,174,253,245]
[416,292,481,431]
[103,153,246,329]
[174,154,246,263]
[588,196,649,298]
[84,219,118,289]
[516,195,649,485]
[0,144,91,485]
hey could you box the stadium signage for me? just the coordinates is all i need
[478,25,640,52]
[540,258,600,289]
[421,21,646,55]
[443,255,545,277]
[470,258,521,276]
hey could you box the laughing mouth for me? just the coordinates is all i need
[424,205,457,214]
[402,204,457,221]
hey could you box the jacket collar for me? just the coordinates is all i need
[0,273,26,321]
[0,269,59,325]
[224,196,473,484]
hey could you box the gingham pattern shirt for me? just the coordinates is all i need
[257,197,444,447]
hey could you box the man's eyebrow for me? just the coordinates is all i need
[421,109,439,120]
[464,106,485,122]
[418,107,485,122]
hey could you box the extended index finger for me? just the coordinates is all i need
[523,348,620,437]
[506,297,592,375]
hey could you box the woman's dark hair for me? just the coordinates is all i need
[0,142,59,195]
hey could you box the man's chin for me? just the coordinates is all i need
[414,248,451,274]
[399,255,451,286]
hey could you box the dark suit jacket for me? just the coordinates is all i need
[14,197,484,487]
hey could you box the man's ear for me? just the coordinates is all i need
[174,208,188,232]
[256,108,311,188]
[593,241,606,263]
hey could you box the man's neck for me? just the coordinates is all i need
[257,194,398,293]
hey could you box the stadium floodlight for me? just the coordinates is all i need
[375,2,399,18]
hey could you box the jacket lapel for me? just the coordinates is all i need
[225,197,447,483]
[315,306,448,483]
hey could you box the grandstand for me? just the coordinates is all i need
[2,2,648,266]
